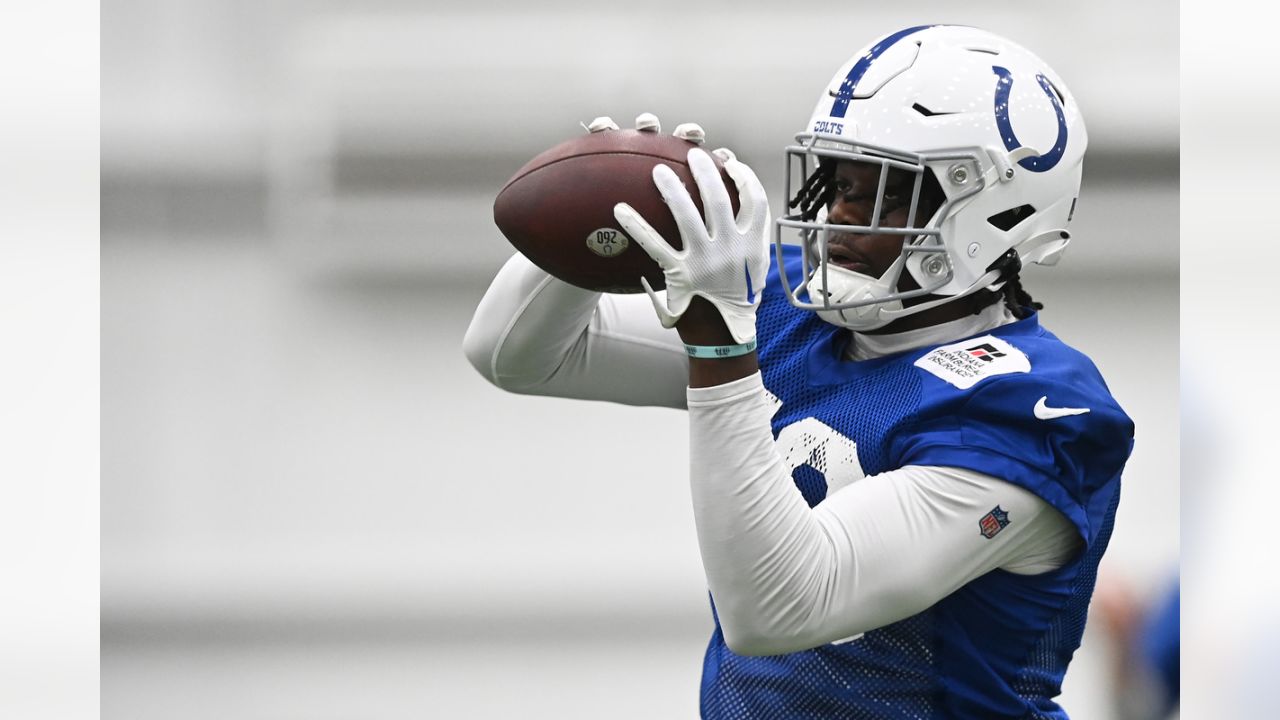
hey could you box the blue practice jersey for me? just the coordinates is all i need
[700,247,1135,719]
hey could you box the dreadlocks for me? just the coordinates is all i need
[788,161,1046,320]
[969,272,1044,320]
[998,276,1044,319]
[788,160,835,222]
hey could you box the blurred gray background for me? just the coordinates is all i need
[102,2,1178,718]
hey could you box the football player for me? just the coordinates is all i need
[464,25,1133,719]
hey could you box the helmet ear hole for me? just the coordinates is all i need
[987,204,1037,232]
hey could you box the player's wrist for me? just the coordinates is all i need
[675,296,741,345]
[687,352,758,388]
[684,339,757,359]
[678,298,757,385]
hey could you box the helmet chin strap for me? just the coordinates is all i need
[811,254,908,331]
[877,241,1029,325]
[874,266,1007,324]
[814,254,1009,332]
[807,221,1049,333]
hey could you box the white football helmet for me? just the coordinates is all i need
[775,25,1087,330]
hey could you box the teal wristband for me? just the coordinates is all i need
[684,339,758,359]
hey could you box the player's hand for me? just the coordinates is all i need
[613,146,770,345]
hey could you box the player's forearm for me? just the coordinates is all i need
[686,373,839,655]
[464,253,601,389]
[464,253,690,407]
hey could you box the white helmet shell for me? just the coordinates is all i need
[776,25,1087,330]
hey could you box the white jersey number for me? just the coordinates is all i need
[764,389,866,501]
[775,418,866,500]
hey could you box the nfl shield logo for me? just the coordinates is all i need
[979,506,1010,539]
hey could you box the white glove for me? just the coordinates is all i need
[613,147,770,345]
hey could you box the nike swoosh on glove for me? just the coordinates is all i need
[613,147,770,345]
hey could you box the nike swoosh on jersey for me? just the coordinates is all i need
[1034,396,1090,420]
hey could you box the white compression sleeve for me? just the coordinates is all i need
[686,373,1080,657]
[463,253,690,408]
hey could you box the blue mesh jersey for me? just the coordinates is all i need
[699,246,1135,719]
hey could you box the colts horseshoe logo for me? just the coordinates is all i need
[992,65,1069,173]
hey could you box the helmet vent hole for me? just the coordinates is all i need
[966,46,1000,55]
[1045,78,1065,105]
[987,204,1037,232]
[912,103,956,117]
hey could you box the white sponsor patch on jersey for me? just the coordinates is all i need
[913,335,1030,390]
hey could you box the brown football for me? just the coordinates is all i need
[492,129,740,293]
